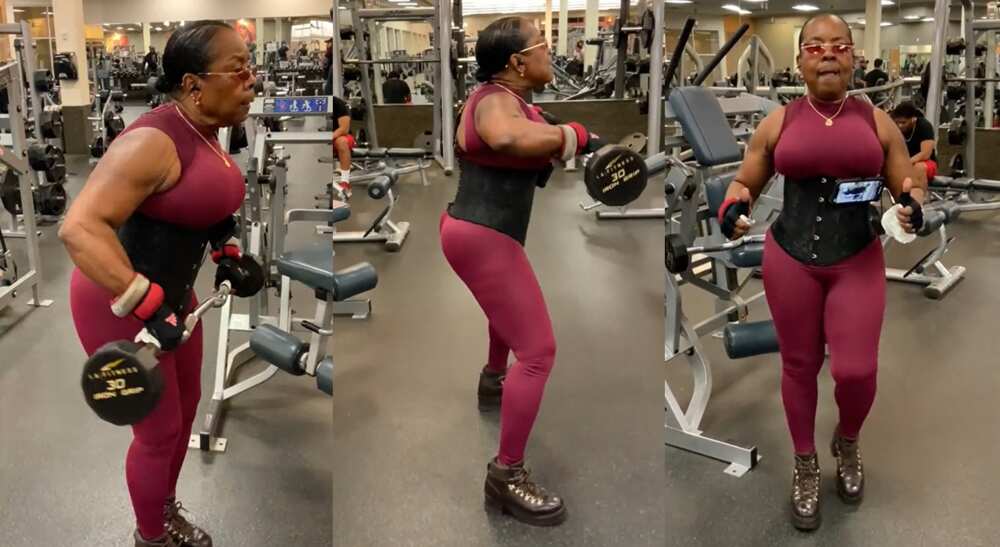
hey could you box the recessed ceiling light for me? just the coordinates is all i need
[921,17,934,22]
[721,4,751,15]
[903,15,921,20]
[793,4,819,12]
[116,26,123,30]
[744,0,767,3]
[664,0,693,3]
[881,0,894,5]
[880,21,893,27]
[12,8,23,13]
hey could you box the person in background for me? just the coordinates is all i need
[863,58,889,89]
[297,42,308,58]
[278,41,289,62]
[890,101,938,185]
[143,46,159,76]
[381,71,412,104]
[853,56,867,89]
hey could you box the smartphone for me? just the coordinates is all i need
[832,178,883,205]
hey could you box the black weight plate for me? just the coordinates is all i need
[37,183,67,216]
[619,132,648,154]
[90,136,105,158]
[640,9,656,51]
[665,234,690,273]
[583,145,648,207]
[81,340,163,426]
[44,163,66,184]
[27,143,55,171]
[1,169,20,215]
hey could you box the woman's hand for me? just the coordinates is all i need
[896,177,925,234]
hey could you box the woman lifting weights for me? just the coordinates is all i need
[719,13,925,531]
[61,22,261,547]
[440,17,601,526]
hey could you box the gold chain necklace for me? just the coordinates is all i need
[490,82,529,106]
[805,95,848,127]
[173,104,231,168]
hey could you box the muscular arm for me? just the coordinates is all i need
[724,107,785,202]
[474,93,563,157]
[331,115,351,140]
[58,128,179,296]
[910,139,935,164]
[874,108,926,203]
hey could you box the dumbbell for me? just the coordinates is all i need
[81,283,233,426]
[534,109,650,206]
[665,233,765,273]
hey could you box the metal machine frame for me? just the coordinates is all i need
[0,21,53,313]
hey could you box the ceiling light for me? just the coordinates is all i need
[744,0,767,3]
[880,21,893,27]
[921,17,934,22]
[903,15,921,20]
[116,26,123,30]
[881,0,894,5]
[153,27,162,31]
[793,4,819,12]
[721,4,751,15]
[164,21,170,26]
[664,0,693,3]
[12,8,23,13]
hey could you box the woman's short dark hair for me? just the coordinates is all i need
[474,17,530,83]
[890,101,922,119]
[798,14,853,47]
[155,20,234,94]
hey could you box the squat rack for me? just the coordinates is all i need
[0,20,52,313]
[330,0,456,174]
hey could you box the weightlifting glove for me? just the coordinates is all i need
[215,254,265,297]
[207,215,241,263]
[111,276,185,352]
[557,122,602,162]
[718,197,751,240]
[899,192,924,232]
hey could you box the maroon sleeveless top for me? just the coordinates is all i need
[457,83,553,170]
[774,96,884,178]
[121,103,245,229]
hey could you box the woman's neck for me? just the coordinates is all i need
[173,98,222,132]
[808,91,848,104]
[490,75,532,100]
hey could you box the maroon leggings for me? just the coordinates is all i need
[70,269,202,540]
[762,237,885,455]
[439,213,557,466]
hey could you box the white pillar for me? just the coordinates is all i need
[142,22,151,53]
[558,0,568,56]
[276,18,283,43]
[52,0,89,107]
[545,0,553,48]
[864,0,881,62]
[584,0,598,69]
[987,31,996,127]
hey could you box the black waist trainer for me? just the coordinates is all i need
[770,176,878,266]
[118,213,209,315]
[447,159,543,246]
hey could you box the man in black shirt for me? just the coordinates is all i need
[891,101,938,183]
[330,95,356,199]
[864,58,889,89]
[381,71,412,104]
[278,41,289,62]
[143,47,159,75]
